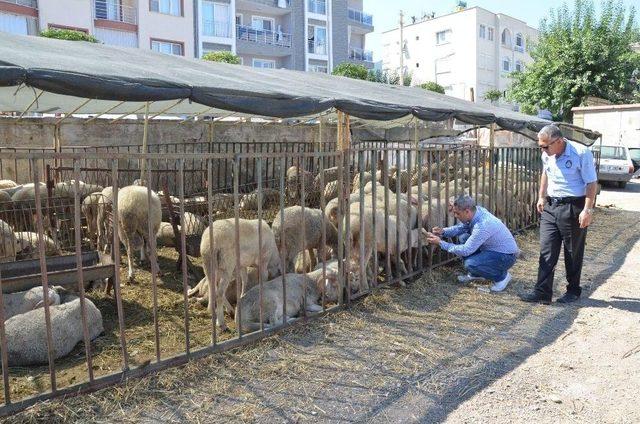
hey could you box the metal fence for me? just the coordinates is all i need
[0,145,540,416]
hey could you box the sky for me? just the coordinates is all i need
[365,0,640,61]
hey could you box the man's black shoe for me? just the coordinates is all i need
[519,292,552,305]
[556,292,580,304]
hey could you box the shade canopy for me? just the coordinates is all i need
[0,32,599,144]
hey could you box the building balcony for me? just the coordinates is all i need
[348,8,373,26]
[236,24,291,48]
[94,0,137,25]
[349,46,372,62]
[307,0,326,15]
[203,20,231,38]
[1,0,37,8]
[308,39,327,55]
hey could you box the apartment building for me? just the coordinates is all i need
[194,0,374,72]
[0,0,373,73]
[381,6,538,109]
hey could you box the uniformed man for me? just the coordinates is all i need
[520,125,598,304]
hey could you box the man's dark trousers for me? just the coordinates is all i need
[535,197,587,299]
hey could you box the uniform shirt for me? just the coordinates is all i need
[542,139,598,197]
[439,206,519,258]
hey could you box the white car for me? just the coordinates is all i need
[591,145,635,188]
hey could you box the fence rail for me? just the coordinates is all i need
[0,145,540,416]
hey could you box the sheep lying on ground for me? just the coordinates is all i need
[117,185,162,282]
[2,286,61,321]
[236,267,340,333]
[193,218,281,330]
[0,190,12,203]
[4,294,103,366]
[239,188,281,211]
[0,219,17,263]
[10,183,48,203]
[0,180,17,190]
[271,206,339,273]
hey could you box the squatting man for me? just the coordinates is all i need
[425,194,519,292]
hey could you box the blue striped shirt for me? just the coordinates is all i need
[439,206,519,257]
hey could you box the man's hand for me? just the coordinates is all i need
[536,198,546,214]
[426,232,441,246]
[431,227,444,236]
[578,209,593,228]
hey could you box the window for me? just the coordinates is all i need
[151,39,183,55]
[502,57,511,72]
[501,28,511,47]
[515,60,523,72]
[487,26,494,41]
[251,16,274,31]
[235,14,242,26]
[416,62,419,68]
[479,24,486,39]
[479,53,494,70]
[308,24,327,55]
[515,33,524,51]
[202,2,230,37]
[150,0,182,16]
[415,35,419,41]
[253,58,275,68]
[436,30,451,45]
[309,64,328,73]
[0,13,38,36]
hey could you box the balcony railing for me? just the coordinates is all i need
[2,0,38,8]
[308,39,327,55]
[236,24,292,48]
[348,8,373,26]
[94,0,137,25]
[203,20,231,38]
[307,0,326,15]
[349,46,372,62]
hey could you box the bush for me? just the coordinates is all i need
[332,63,369,80]
[40,28,98,43]
[484,89,503,103]
[201,51,241,64]
[420,81,445,94]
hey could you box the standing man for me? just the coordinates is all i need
[426,194,519,292]
[520,125,598,304]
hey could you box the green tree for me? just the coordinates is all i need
[202,51,241,64]
[507,0,640,121]
[484,89,503,103]
[420,81,445,94]
[402,72,412,86]
[40,28,98,43]
[332,63,369,80]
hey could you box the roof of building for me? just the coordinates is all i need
[0,33,598,143]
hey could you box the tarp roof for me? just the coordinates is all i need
[0,32,599,144]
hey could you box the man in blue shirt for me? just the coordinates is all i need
[426,194,519,292]
[520,125,598,304]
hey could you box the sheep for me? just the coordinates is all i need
[4,294,103,366]
[194,218,282,330]
[271,206,340,273]
[155,213,206,248]
[82,192,102,249]
[96,187,113,252]
[53,180,103,200]
[10,182,48,203]
[0,190,12,203]
[0,219,17,263]
[156,222,176,247]
[0,180,17,190]
[313,166,340,188]
[239,188,281,211]
[14,231,61,258]
[235,267,340,333]
[351,172,373,191]
[323,180,339,203]
[116,185,162,282]
[324,192,417,230]
[285,166,315,202]
[2,286,61,321]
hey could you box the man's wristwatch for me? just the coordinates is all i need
[583,208,594,214]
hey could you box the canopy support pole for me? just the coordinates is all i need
[179,107,215,124]
[110,103,149,124]
[148,99,184,121]
[16,89,44,122]
[140,101,150,184]
[55,98,93,125]
[84,101,126,124]
[208,119,214,153]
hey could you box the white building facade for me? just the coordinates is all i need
[381,7,538,110]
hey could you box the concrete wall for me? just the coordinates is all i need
[138,0,195,57]
[39,0,93,32]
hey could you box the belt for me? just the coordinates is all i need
[546,196,585,205]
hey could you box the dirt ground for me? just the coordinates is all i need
[8,181,640,423]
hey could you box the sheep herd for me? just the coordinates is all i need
[0,153,538,363]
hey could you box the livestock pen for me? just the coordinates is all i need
[0,33,600,416]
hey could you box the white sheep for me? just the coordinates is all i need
[0,219,17,263]
[96,186,113,252]
[0,180,17,190]
[4,294,103,366]
[116,185,162,282]
[14,231,61,258]
[54,180,103,200]
[10,182,48,203]
[194,218,281,330]
[82,193,102,250]
[236,267,340,333]
[2,286,61,321]
[271,206,340,273]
